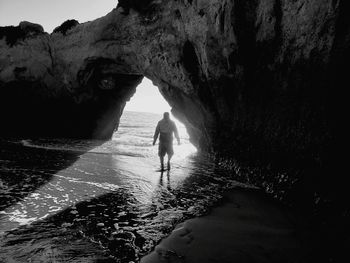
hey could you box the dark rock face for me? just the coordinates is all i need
[117,0,154,14]
[0,73,142,139]
[0,21,44,46]
[52,19,79,35]
[0,0,347,161]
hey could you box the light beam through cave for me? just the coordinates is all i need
[119,77,197,159]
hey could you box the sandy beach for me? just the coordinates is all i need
[142,188,308,263]
[0,138,334,262]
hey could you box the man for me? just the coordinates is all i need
[153,112,180,171]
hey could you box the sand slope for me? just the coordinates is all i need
[142,189,308,263]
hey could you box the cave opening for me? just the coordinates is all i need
[124,77,171,114]
[115,77,197,158]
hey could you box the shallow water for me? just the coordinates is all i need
[0,111,251,262]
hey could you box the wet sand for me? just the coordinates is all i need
[1,138,318,262]
[0,139,250,262]
[142,189,309,263]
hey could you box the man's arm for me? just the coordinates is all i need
[153,122,160,145]
[173,122,180,145]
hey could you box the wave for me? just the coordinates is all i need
[118,125,147,128]
[15,111,192,159]
[20,139,91,154]
[19,139,146,158]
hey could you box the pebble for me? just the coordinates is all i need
[118,211,127,216]
[61,222,73,227]
[187,206,196,213]
[74,218,86,222]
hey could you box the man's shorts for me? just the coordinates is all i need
[158,133,174,157]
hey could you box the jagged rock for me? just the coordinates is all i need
[52,19,79,35]
[19,21,44,35]
[0,21,45,47]
[0,0,348,162]
[117,0,154,14]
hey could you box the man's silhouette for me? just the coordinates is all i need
[153,112,180,171]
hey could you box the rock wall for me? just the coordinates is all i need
[0,0,347,162]
[0,21,143,139]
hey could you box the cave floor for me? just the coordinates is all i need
[142,189,311,263]
[0,139,315,263]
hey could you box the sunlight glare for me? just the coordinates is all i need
[124,78,171,114]
[123,77,197,158]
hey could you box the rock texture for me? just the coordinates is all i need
[0,1,347,160]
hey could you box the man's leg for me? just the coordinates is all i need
[167,154,173,170]
[167,143,174,170]
[160,155,165,170]
[158,144,165,170]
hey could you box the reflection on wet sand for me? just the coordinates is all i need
[0,140,83,222]
[1,138,250,262]
[159,170,171,191]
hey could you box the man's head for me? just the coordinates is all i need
[163,112,170,120]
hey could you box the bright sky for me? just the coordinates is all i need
[0,0,117,33]
[125,78,171,113]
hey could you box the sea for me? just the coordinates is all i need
[0,111,250,262]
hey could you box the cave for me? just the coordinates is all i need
[0,1,348,257]
[0,2,345,155]
[0,0,346,194]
